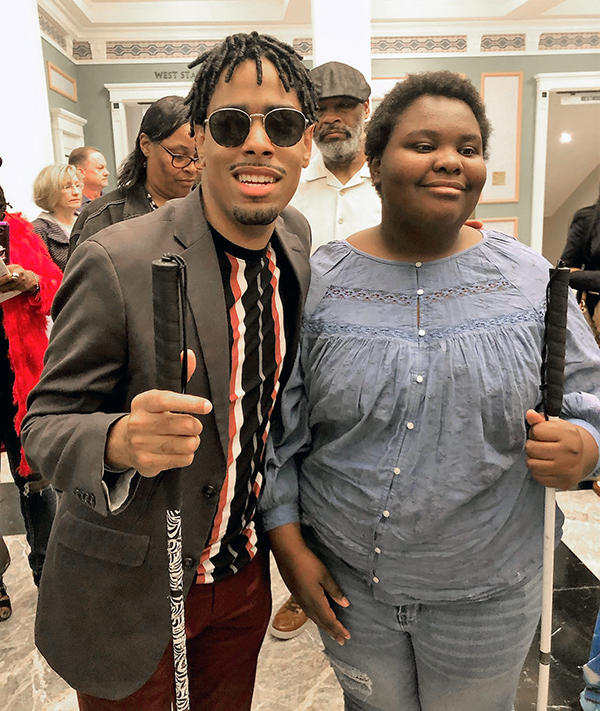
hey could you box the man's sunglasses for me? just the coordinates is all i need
[205,107,308,148]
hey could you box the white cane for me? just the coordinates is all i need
[153,254,191,711]
[536,263,571,711]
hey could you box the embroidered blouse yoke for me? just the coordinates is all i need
[260,232,600,605]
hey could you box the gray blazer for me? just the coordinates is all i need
[22,189,311,699]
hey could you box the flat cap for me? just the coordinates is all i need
[310,61,371,103]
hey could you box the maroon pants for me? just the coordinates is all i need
[77,548,271,711]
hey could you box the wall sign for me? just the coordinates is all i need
[47,62,77,102]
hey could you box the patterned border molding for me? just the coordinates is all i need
[73,41,92,61]
[481,34,525,52]
[293,38,312,55]
[372,35,467,54]
[38,8,67,50]
[539,33,600,50]
[106,40,222,60]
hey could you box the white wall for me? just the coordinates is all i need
[543,163,600,266]
[0,0,54,219]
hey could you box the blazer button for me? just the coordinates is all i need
[183,557,196,570]
[202,484,216,498]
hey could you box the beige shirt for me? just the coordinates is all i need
[290,152,382,254]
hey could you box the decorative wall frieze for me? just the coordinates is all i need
[72,41,92,60]
[106,40,222,60]
[539,32,600,51]
[371,35,467,55]
[481,34,525,52]
[38,7,67,50]
[293,38,312,55]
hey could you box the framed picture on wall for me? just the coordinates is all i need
[479,217,519,239]
[47,62,77,102]
[479,72,522,203]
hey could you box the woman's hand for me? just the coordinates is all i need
[525,409,599,490]
[0,265,39,294]
[268,523,351,645]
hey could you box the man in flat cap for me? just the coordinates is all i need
[289,61,381,254]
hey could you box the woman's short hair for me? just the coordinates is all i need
[365,71,492,165]
[33,164,81,213]
[118,95,191,191]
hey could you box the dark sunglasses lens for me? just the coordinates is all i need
[209,110,250,147]
[265,110,306,147]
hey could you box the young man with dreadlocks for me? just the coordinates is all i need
[22,32,317,711]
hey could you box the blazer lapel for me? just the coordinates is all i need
[172,192,230,458]
[272,214,311,385]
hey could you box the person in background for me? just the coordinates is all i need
[70,95,200,253]
[68,146,109,205]
[290,61,381,254]
[260,71,600,711]
[0,177,62,614]
[561,189,600,344]
[32,164,83,271]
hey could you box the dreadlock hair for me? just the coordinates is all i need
[185,31,318,136]
[118,95,191,192]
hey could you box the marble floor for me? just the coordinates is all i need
[1,459,599,710]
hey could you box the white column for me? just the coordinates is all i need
[311,0,372,85]
[0,0,54,220]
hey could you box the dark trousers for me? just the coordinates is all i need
[0,391,56,586]
[77,547,272,711]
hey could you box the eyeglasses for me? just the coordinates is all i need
[157,142,200,169]
[205,107,308,148]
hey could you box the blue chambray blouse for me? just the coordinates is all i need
[260,232,600,604]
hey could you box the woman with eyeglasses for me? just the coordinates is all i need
[32,164,83,271]
[70,94,200,254]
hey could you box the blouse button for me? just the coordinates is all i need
[416,375,424,383]
[415,261,422,267]
[382,510,390,518]
[373,576,380,584]
[417,288,424,295]
[418,329,426,337]
[406,422,414,430]
[394,467,401,475]
[338,218,344,224]
[374,547,381,554]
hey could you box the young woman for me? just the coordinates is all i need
[32,163,83,271]
[261,72,600,711]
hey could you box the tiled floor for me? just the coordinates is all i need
[1,458,599,711]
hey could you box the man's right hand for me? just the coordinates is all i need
[105,350,212,477]
[269,523,351,645]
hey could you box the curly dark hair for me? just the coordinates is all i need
[365,71,492,165]
[185,31,318,135]
[118,95,190,191]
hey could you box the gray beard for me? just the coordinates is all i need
[233,206,279,226]
[315,119,365,167]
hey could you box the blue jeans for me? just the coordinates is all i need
[307,531,543,711]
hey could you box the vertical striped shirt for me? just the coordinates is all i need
[196,227,286,584]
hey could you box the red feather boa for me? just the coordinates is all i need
[1,213,62,476]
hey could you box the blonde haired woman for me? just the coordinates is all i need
[32,164,83,271]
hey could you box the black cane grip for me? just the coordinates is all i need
[544,266,571,419]
[153,259,183,393]
[152,257,183,509]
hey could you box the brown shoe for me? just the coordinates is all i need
[269,595,308,639]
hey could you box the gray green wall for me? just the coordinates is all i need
[41,39,600,245]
